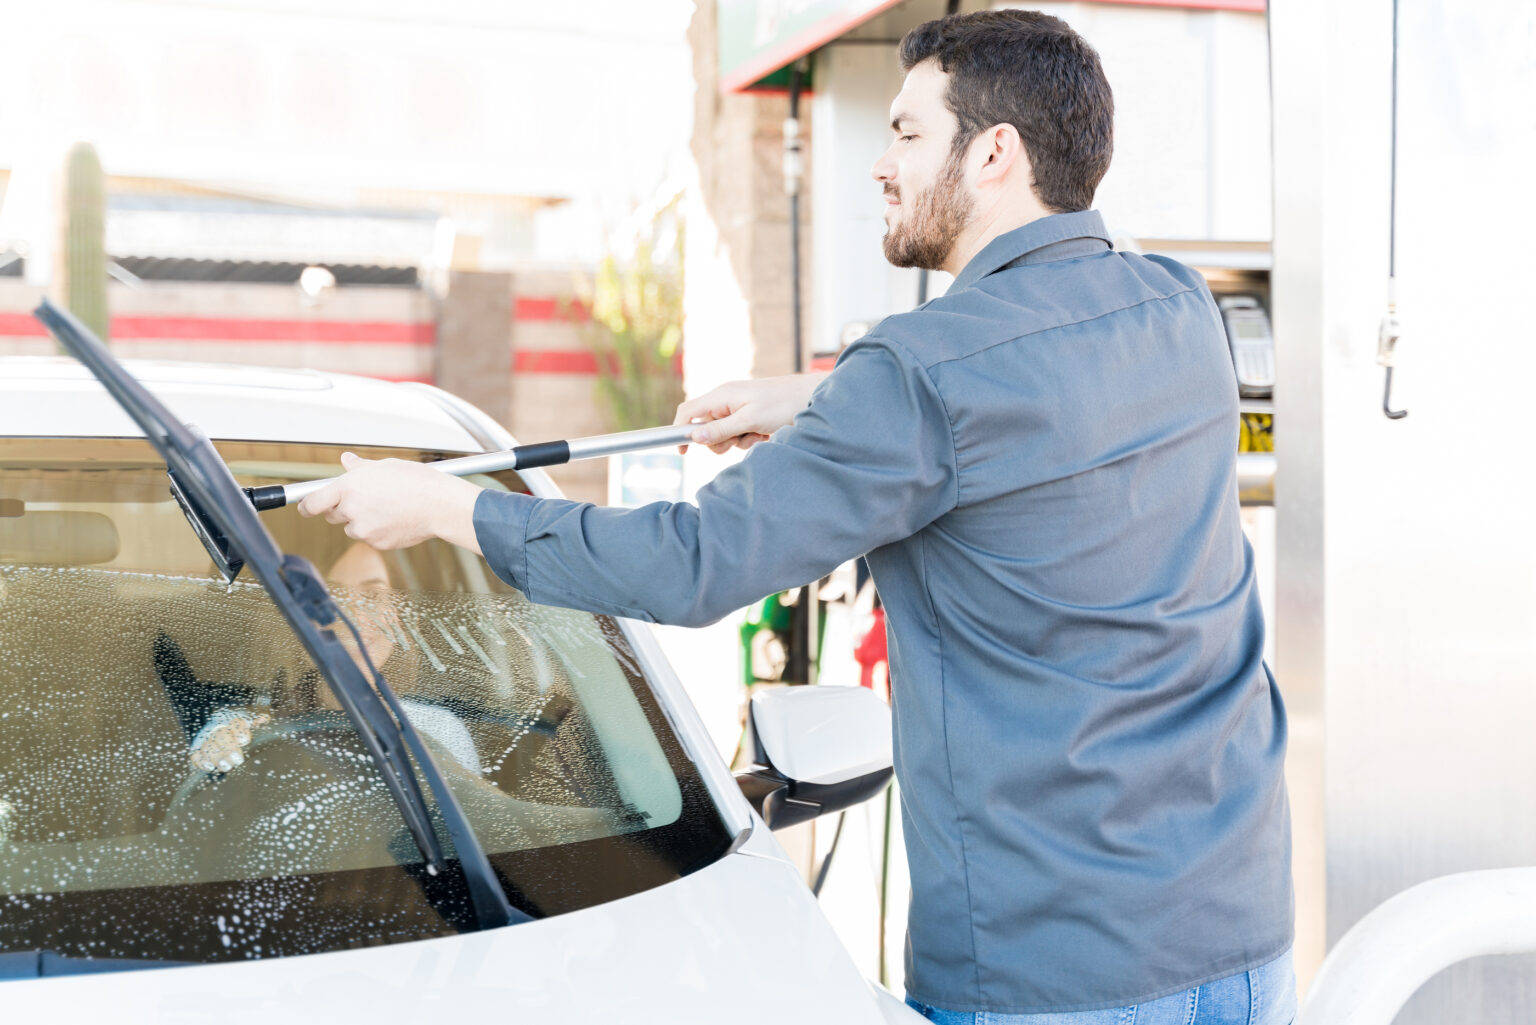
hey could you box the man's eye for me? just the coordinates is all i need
[900,135,916,143]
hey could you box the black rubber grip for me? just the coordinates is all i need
[511,440,570,469]
[244,485,288,511]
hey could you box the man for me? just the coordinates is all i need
[301,10,1294,1022]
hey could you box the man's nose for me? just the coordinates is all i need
[871,148,896,182]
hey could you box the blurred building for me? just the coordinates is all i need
[0,175,616,501]
[0,0,696,504]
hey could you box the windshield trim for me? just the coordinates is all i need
[615,618,754,851]
[31,299,524,933]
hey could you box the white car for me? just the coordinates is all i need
[0,302,917,1023]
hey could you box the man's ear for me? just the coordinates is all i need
[974,123,1026,186]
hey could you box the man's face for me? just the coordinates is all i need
[872,60,975,270]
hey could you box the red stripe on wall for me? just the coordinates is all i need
[111,316,434,344]
[3,306,659,384]
[514,297,590,322]
[8,296,583,341]
[0,313,49,337]
[515,350,601,375]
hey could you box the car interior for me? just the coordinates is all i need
[0,438,684,894]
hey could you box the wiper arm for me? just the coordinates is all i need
[33,298,527,933]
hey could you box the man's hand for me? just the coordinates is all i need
[674,372,830,455]
[297,452,485,553]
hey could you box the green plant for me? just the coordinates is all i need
[582,194,685,432]
[58,142,109,343]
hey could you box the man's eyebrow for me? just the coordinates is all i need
[890,113,918,132]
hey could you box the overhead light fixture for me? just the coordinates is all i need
[298,265,336,303]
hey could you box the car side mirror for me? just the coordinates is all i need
[735,685,893,831]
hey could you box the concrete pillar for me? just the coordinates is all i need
[434,270,513,429]
[685,0,813,389]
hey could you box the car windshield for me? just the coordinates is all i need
[0,437,732,965]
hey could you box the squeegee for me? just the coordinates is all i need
[164,421,701,583]
[242,423,698,512]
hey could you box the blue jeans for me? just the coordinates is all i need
[904,949,1297,1025]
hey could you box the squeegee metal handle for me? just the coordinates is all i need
[247,423,698,511]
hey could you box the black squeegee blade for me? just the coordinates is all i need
[169,467,245,583]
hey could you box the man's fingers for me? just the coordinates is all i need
[676,388,743,426]
[318,488,353,526]
[709,430,766,455]
[691,410,751,447]
[297,480,345,519]
[300,453,372,517]
[291,452,442,550]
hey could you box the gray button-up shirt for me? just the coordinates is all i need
[473,209,1293,1014]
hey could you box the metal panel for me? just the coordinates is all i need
[1271,0,1536,1018]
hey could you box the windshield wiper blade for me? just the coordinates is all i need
[278,552,528,928]
[33,298,527,932]
[274,552,446,865]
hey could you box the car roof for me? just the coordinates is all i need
[0,357,487,452]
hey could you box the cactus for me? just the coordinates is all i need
[58,142,109,343]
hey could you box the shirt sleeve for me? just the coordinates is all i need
[472,337,959,627]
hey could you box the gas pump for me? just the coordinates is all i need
[739,584,830,688]
[1219,294,1276,456]
[1220,295,1276,399]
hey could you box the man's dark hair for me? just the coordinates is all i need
[899,10,1114,213]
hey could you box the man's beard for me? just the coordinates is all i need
[882,153,973,270]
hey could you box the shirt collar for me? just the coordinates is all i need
[946,209,1112,294]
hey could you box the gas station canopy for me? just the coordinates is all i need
[717,0,1269,92]
[717,0,903,92]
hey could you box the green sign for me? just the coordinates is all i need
[717,0,902,92]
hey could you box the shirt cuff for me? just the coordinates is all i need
[472,489,538,594]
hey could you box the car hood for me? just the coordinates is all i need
[4,847,907,1024]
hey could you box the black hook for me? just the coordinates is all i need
[1382,366,1408,420]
